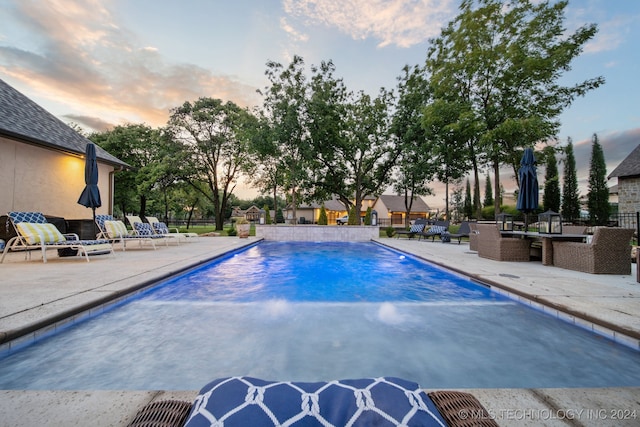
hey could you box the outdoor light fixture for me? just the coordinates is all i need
[496,212,514,231]
[538,210,562,234]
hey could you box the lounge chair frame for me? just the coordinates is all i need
[1,212,114,263]
[126,215,182,245]
[147,216,199,239]
[95,215,164,251]
[418,220,450,242]
[395,219,427,239]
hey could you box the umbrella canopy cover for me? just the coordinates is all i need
[516,147,538,213]
[77,143,102,209]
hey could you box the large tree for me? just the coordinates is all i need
[168,97,257,230]
[422,99,470,219]
[391,65,435,226]
[90,123,164,218]
[306,61,399,218]
[587,133,610,225]
[483,172,493,208]
[561,137,581,222]
[258,56,312,224]
[426,0,604,216]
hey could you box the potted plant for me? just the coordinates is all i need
[235,217,250,238]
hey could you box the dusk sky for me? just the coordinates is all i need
[1,0,638,207]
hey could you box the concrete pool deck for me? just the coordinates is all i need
[0,236,638,426]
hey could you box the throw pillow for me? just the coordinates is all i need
[134,222,154,236]
[104,220,129,238]
[152,222,170,234]
[16,222,65,244]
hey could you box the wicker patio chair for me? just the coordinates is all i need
[552,227,634,274]
[469,222,479,251]
[127,389,499,427]
[476,223,531,262]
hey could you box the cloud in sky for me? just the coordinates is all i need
[0,0,260,130]
[1,0,639,205]
[282,0,455,48]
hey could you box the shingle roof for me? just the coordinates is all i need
[608,144,640,179]
[377,194,430,212]
[289,198,350,211]
[0,78,129,168]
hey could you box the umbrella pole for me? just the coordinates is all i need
[92,207,97,239]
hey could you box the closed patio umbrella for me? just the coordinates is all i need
[516,147,539,231]
[77,143,101,237]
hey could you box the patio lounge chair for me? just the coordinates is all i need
[95,215,164,251]
[552,227,634,274]
[127,378,497,427]
[147,216,199,239]
[1,211,113,263]
[449,221,473,244]
[476,223,531,262]
[418,220,450,242]
[395,219,427,239]
[126,215,182,245]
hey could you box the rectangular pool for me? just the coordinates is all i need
[0,241,638,389]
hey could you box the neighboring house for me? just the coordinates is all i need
[283,198,348,224]
[372,194,431,226]
[231,205,269,222]
[0,78,129,220]
[283,194,429,225]
[608,144,640,214]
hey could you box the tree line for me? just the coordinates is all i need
[452,134,611,225]
[88,0,605,230]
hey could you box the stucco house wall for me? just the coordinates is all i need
[0,137,114,219]
[0,78,128,222]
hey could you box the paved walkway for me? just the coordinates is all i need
[0,236,639,426]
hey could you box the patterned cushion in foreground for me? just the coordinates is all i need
[185,377,447,427]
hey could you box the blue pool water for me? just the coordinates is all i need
[1,241,639,390]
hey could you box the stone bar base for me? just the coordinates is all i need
[256,225,379,241]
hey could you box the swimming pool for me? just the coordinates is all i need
[0,241,639,390]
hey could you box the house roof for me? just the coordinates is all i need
[376,194,430,212]
[608,144,640,179]
[0,78,129,168]
[287,198,350,212]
